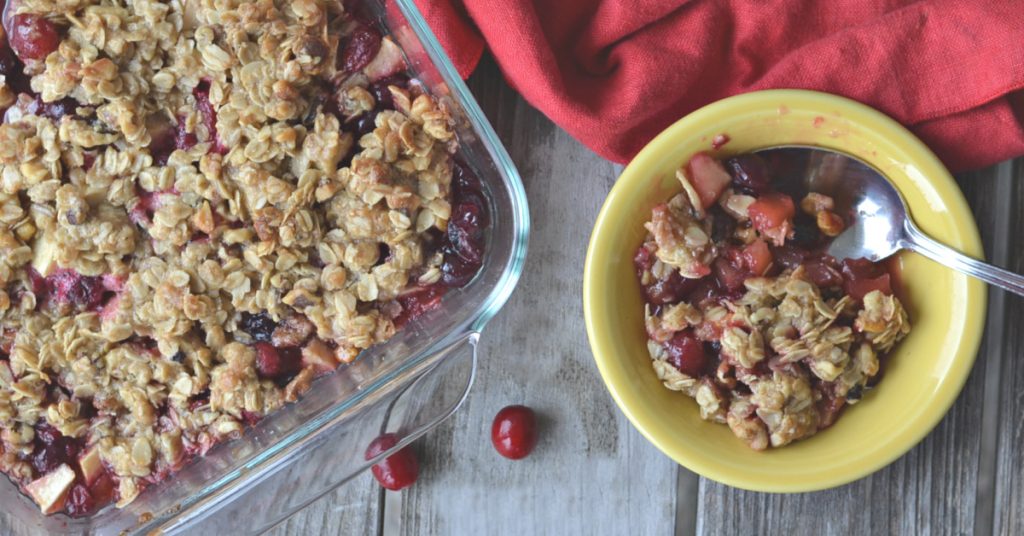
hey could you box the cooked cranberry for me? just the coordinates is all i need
[240,312,277,342]
[65,483,94,517]
[771,245,806,270]
[33,96,77,121]
[447,198,486,265]
[0,41,16,77]
[47,269,104,310]
[709,206,737,244]
[31,424,81,475]
[841,258,892,300]
[685,276,721,306]
[803,257,843,288]
[633,245,655,277]
[351,110,378,137]
[8,14,59,61]
[369,74,409,110]
[365,433,418,491]
[725,154,771,195]
[664,330,707,377]
[439,253,478,287]
[789,216,821,247]
[339,24,382,73]
[491,405,538,460]
[254,342,301,379]
[841,258,886,280]
[239,410,261,426]
[394,285,445,327]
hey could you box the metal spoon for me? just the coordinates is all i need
[754,146,1024,296]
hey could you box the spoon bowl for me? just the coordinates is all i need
[756,146,1024,296]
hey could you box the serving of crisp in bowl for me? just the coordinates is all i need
[583,89,986,492]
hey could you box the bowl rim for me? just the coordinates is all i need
[583,89,987,492]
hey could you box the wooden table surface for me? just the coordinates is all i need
[269,58,1024,536]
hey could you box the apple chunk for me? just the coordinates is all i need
[301,339,338,374]
[364,37,405,82]
[78,447,104,486]
[26,464,75,514]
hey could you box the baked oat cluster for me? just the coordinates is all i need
[0,0,487,516]
[636,151,910,450]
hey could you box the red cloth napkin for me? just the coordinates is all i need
[414,0,1024,172]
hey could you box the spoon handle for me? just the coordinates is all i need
[901,221,1024,297]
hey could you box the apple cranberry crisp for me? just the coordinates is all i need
[637,151,910,450]
[0,0,487,516]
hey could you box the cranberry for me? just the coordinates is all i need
[725,155,771,195]
[491,405,538,460]
[30,424,81,475]
[65,483,95,517]
[48,269,104,310]
[663,330,707,377]
[31,96,77,121]
[685,276,722,306]
[240,312,277,342]
[447,198,486,265]
[0,41,16,77]
[365,433,418,491]
[350,110,378,138]
[369,74,409,110]
[253,342,301,379]
[339,24,382,73]
[394,285,445,327]
[802,256,843,288]
[438,162,488,287]
[8,14,59,61]
[634,244,700,304]
[771,245,806,271]
[841,258,892,300]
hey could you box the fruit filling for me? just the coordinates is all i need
[0,0,487,516]
[637,150,911,450]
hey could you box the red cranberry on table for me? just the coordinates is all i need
[491,405,538,460]
[365,433,419,491]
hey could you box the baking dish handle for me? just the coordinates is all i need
[164,331,479,535]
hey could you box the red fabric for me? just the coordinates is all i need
[414,0,1024,172]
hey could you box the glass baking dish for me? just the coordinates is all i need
[0,0,528,533]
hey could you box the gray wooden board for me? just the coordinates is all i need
[266,61,1022,535]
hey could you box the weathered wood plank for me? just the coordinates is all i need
[389,57,678,536]
[693,162,1016,536]
[990,159,1024,536]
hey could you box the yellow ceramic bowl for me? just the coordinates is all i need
[583,90,986,492]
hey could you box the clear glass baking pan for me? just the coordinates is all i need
[0,0,528,533]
